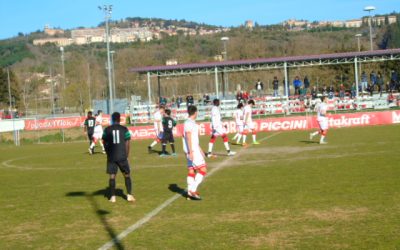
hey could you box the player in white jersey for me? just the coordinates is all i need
[206,99,236,158]
[183,105,206,200]
[232,103,244,144]
[89,110,106,154]
[310,96,329,144]
[148,105,165,152]
[242,100,260,146]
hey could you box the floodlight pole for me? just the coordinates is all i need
[355,34,362,52]
[221,37,229,98]
[99,5,114,114]
[110,50,116,99]
[364,6,376,51]
[60,47,66,90]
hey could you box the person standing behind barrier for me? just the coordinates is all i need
[361,71,368,93]
[328,84,335,99]
[370,71,377,89]
[255,79,264,97]
[339,84,345,99]
[377,72,384,97]
[311,86,318,100]
[351,82,357,99]
[309,96,329,144]
[293,76,302,96]
[272,76,279,97]
[304,76,310,93]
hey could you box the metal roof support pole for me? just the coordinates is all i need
[147,72,152,105]
[157,75,161,102]
[284,62,289,100]
[214,67,219,98]
[354,57,359,97]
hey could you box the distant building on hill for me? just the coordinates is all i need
[245,20,254,30]
[44,25,65,36]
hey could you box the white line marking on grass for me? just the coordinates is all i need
[98,132,282,250]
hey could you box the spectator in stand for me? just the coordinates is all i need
[242,91,249,101]
[311,86,318,100]
[351,82,357,99]
[299,86,307,101]
[377,72,384,97]
[370,71,377,88]
[293,76,302,95]
[339,84,345,98]
[328,84,335,99]
[389,79,397,92]
[176,96,182,109]
[186,94,194,107]
[361,71,368,93]
[203,93,210,105]
[236,91,243,103]
[367,82,374,96]
[303,76,310,93]
[391,70,399,91]
[272,76,279,97]
[388,92,395,104]
[322,85,328,96]
[255,79,264,97]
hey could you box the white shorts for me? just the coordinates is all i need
[186,150,206,169]
[236,124,244,133]
[212,125,226,136]
[93,132,103,140]
[317,117,328,130]
[244,122,255,131]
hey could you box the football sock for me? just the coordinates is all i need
[320,135,325,143]
[236,134,242,144]
[99,141,105,150]
[232,133,239,140]
[150,141,157,148]
[208,143,214,154]
[170,143,175,153]
[125,176,132,194]
[187,173,195,192]
[224,141,230,151]
[311,131,319,136]
[242,135,247,143]
[252,134,257,142]
[192,172,205,192]
[162,144,167,154]
[109,178,116,196]
[90,142,95,149]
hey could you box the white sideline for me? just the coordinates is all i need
[98,132,282,250]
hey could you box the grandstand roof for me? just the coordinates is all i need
[130,48,400,76]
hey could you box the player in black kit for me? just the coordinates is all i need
[102,112,135,203]
[160,109,177,157]
[83,111,96,154]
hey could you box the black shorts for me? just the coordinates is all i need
[162,132,174,143]
[88,133,94,141]
[106,159,130,175]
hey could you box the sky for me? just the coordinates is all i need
[1,0,400,40]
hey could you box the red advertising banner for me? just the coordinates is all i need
[128,110,400,140]
[24,115,127,131]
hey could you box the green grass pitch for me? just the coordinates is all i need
[0,125,400,249]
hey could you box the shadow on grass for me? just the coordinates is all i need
[66,188,125,250]
[299,140,320,144]
[168,184,187,198]
[149,148,163,155]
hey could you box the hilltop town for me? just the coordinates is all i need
[32,15,398,47]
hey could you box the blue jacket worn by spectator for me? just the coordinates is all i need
[304,76,310,89]
[370,71,377,85]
